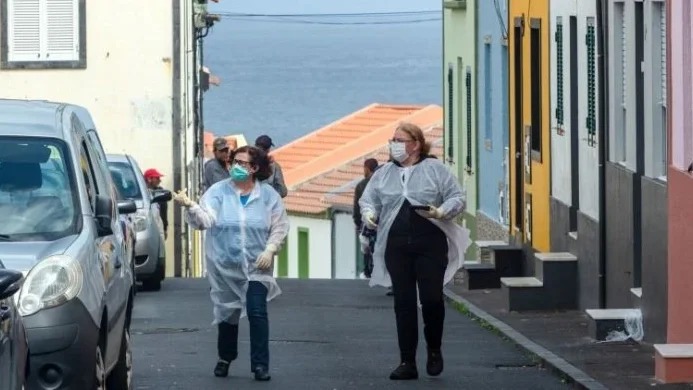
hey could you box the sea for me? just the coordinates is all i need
[202,6,442,148]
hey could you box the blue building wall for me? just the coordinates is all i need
[476,0,509,238]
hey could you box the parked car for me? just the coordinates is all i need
[107,154,170,291]
[0,99,136,389]
[113,185,138,296]
[0,268,28,390]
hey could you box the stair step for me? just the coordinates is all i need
[585,309,641,341]
[491,245,523,277]
[476,240,507,263]
[501,277,543,287]
[533,252,578,296]
[465,262,499,290]
[535,252,578,262]
[630,287,642,298]
[655,344,693,383]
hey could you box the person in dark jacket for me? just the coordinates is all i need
[353,158,379,278]
[143,168,170,239]
[255,135,288,198]
[204,138,231,191]
[359,123,469,381]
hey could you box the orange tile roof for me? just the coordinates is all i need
[284,124,444,215]
[271,103,443,188]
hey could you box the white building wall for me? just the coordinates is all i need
[549,0,577,205]
[333,212,357,279]
[287,215,332,279]
[0,0,196,276]
[577,1,600,220]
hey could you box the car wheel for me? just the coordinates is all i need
[142,260,163,291]
[106,328,133,390]
[94,344,106,390]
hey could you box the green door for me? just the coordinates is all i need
[277,239,288,278]
[298,228,309,278]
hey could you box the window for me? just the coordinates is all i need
[0,137,80,240]
[297,227,309,279]
[586,17,597,148]
[672,0,693,170]
[645,1,667,180]
[484,42,493,148]
[530,18,543,160]
[555,16,565,133]
[80,142,97,211]
[1,0,86,69]
[610,2,628,163]
[108,162,144,200]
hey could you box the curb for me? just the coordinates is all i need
[443,288,609,390]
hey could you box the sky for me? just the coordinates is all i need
[209,0,441,14]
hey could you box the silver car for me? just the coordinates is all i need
[0,99,136,389]
[107,154,169,291]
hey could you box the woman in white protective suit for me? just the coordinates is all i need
[359,122,470,381]
[172,145,289,382]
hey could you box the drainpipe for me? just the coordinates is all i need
[597,0,609,309]
[330,209,336,279]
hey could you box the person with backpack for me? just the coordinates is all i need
[255,135,287,198]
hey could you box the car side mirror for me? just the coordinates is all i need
[151,189,172,203]
[0,269,23,300]
[117,200,137,215]
[95,195,114,237]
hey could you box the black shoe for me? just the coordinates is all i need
[389,362,418,380]
[214,360,230,377]
[426,349,444,376]
[254,366,271,381]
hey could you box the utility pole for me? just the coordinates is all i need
[188,0,220,277]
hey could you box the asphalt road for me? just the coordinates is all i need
[131,278,570,390]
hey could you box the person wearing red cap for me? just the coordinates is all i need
[144,168,169,239]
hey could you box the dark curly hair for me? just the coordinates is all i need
[231,145,272,182]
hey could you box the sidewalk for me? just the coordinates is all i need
[445,279,693,390]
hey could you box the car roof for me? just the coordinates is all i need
[0,98,66,138]
[106,153,132,164]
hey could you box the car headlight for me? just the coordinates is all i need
[132,210,150,232]
[17,255,83,317]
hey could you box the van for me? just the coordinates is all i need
[0,99,136,389]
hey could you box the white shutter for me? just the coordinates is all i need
[7,0,41,62]
[43,0,79,61]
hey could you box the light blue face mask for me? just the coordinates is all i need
[230,164,250,182]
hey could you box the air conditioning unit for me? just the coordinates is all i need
[443,0,467,10]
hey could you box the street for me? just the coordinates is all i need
[131,278,570,389]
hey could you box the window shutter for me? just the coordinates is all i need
[44,0,79,61]
[7,0,41,62]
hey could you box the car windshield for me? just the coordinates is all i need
[0,137,80,240]
[108,161,142,200]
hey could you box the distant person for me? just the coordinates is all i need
[144,168,170,239]
[255,135,287,198]
[353,158,379,278]
[173,145,290,381]
[204,138,231,191]
[359,122,469,380]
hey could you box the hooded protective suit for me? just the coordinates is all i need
[358,158,471,288]
[185,179,289,325]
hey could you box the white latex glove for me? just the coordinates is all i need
[172,188,195,207]
[256,243,278,270]
[359,234,370,254]
[417,206,444,219]
[363,211,377,229]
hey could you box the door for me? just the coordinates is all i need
[0,296,14,390]
[78,129,123,369]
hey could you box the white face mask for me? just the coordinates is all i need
[389,142,408,163]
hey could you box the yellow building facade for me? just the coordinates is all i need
[508,0,551,252]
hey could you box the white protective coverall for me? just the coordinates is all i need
[185,179,289,325]
[358,158,471,288]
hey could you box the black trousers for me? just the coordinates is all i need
[385,234,448,363]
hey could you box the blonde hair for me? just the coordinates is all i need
[396,122,431,155]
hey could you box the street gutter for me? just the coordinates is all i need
[443,288,609,390]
